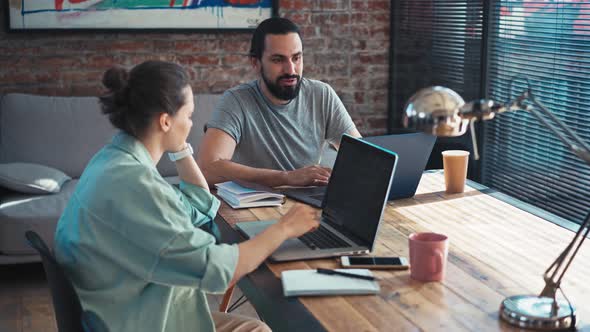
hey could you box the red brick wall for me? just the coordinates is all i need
[0,0,390,135]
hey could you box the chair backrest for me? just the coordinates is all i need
[81,310,109,332]
[25,231,84,332]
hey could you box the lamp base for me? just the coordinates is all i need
[500,295,576,330]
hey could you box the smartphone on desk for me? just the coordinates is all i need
[341,256,409,270]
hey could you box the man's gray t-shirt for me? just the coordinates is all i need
[207,78,356,171]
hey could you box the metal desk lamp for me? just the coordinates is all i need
[402,79,590,330]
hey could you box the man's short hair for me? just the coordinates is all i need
[249,17,301,59]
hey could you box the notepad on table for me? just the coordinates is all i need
[281,269,380,297]
[215,181,284,209]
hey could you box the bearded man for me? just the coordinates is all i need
[198,17,361,187]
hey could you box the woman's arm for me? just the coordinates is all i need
[174,147,210,190]
[229,204,320,285]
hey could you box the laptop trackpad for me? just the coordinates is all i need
[236,220,309,250]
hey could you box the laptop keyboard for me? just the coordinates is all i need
[299,225,351,250]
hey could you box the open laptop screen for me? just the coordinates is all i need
[363,133,436,200]
[321,135,397,247]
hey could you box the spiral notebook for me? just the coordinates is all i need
[281,269,380,297]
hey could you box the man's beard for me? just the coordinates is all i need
[261,66,302,101]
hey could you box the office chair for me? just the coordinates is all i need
[81,310,109,332]
[24,230,85,332]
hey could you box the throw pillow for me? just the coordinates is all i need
[0,162,71,194]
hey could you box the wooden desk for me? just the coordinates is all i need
[216,171,590,331]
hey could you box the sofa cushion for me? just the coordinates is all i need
[0,179,78,255]
[0,162,71,194]
[0,93,116,178]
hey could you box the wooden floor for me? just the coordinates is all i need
[0,263,258,332]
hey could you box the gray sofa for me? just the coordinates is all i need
[0,93,220,264]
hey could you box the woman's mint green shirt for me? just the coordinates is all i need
[54,132,239,332]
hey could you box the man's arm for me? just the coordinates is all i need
[173,143,210,190]
[330,128,363,150]
[197,128,331,187]
[197,128,286,187]
[348,128,362,138]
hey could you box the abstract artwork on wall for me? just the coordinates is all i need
[7,0,276,30]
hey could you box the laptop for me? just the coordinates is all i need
[282,132,436,206]
[363,133,436,200]
[280,186,326,208]
[236,134,398,262]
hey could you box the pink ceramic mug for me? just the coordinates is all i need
[409,232,449,282]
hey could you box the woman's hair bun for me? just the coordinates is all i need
[102,66,129,92]
[99,60,189,137]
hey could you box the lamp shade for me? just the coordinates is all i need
[403,86,469,137]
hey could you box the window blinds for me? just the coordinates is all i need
[482,1,590,224]
[389,0,484,129]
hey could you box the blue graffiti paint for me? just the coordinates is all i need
[189,0,271,9]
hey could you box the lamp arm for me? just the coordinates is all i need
[540,213,590,298]
[508,91,590,305]
[526,92,590,165]
[485,87,590,312]
[539,214,590,320]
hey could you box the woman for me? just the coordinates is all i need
[54,60,319,332]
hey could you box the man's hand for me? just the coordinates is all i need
[283,165,332,186]
[277,204,320,239]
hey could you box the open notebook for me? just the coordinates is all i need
[215,181,284,209]
[281,269,380,297]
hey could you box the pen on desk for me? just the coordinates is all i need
[316,268,380,281]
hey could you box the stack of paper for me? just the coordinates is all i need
[215,181,284,209]
[281,269,380,297]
